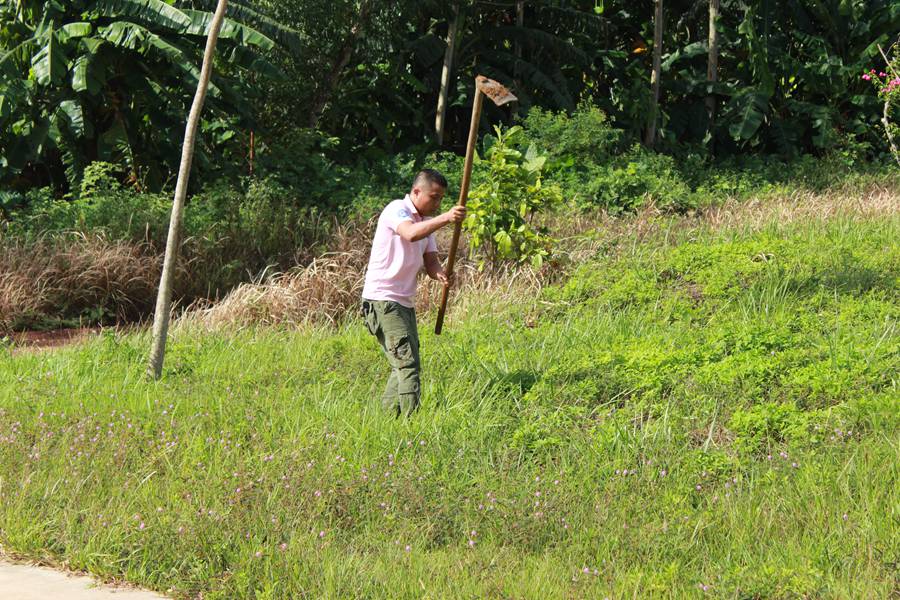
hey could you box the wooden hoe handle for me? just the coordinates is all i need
[435,88,484,335]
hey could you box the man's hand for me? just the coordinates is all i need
[434,270,454,286]
[425,252,454,286]
[442,205,467,225]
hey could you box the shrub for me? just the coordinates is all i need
[521,101,622,166]
[580,146,695,213]
[463,125,562,268]
[9,183,171,244]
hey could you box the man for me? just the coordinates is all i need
[361,169,466,417]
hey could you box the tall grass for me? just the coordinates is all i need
[0,192,897,599]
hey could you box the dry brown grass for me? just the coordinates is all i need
[0,234,162,334]
[547,181,900,265]
[702,183,899,228]
[188,218,545,330]
[188,182,898,331]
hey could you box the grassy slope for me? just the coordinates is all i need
[0,198,898,599]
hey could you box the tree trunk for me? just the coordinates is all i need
[706,0,720,143]
[644,0,663,148]
[249,129,255,176]
[308,0,374,129]
[147,0,228,380]
[436,4,462,146]
[516,1,524,60]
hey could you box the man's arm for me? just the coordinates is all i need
[396,205,466,242]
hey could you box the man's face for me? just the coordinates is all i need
[411,181,446,216]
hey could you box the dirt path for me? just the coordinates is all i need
[0,560,168,599]
[9,327,102,353]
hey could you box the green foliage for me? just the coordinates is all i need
[521,102,622,166]
[10,182,172,242]
[579,145,694,213]
[78,161,122,196]
[517,105,696,213]
[463,125,561,268]
[3,0,900,196]
[729,402,811,453]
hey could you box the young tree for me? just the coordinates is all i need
[308,0,374,128]
[148,0,229,379]
[706,0,719,140]
[435,4,462,145]
[644,0,663,147]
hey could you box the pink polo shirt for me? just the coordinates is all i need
[362,195,438,308]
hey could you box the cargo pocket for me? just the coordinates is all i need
[387,335,414,364]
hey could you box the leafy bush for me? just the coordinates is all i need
[519,104,695,213]
[580,146,695,213]
[861,45,900,167]
[9,184,172,244]
[521,101,622,166]
[463,125,562,268]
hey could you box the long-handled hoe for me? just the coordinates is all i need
[434,76,517,335]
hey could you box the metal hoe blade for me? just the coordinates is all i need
[476,76,518,106]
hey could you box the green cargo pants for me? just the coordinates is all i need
[362,299,421,417]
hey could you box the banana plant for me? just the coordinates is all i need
[0,0,296,189]
[641,0,898,153]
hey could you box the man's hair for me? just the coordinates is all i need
[412,168,448,190]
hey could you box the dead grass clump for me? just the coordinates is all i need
[0,234,162,333]
[191,221,546,330]
[191,223,372,328]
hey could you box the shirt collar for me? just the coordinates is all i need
[403,194,420,217]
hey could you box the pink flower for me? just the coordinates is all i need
[862,74,871,81]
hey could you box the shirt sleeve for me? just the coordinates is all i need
[425,234,438,254]
[382,202,415,232]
